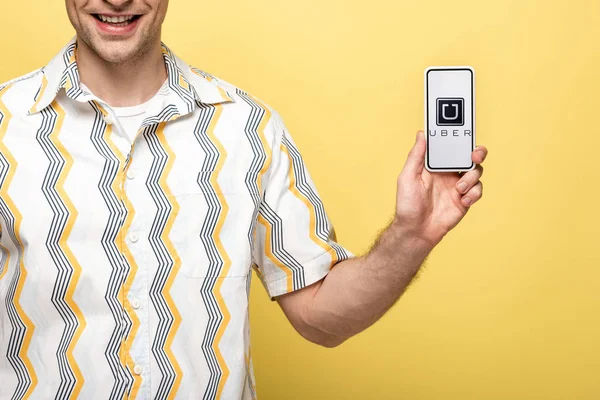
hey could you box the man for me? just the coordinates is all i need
[0,0,487,398]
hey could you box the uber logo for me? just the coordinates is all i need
[437,98,464,126]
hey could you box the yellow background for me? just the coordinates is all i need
[2,0,600,398]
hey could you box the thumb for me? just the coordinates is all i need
[403,130,426,176]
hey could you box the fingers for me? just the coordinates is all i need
[472,146,488,164]
[461,181,483,207]
[459,145,487,205]
[456,164,483,194]
[403,131,426,176]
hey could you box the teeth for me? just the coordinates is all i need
[98,15,135,23]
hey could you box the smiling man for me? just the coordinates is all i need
[0,0,487,399]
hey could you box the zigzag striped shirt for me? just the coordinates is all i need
[0,38,352,400]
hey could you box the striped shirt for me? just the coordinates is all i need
[0,38,352,400]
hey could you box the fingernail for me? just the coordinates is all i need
[417,131,423,141]
[457,181,468,193]
[463,197,472,207]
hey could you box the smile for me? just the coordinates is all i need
[93,14,141,27]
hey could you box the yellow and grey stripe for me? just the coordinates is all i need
[145,121,183,399]
[89,101,134,398]
[29,75,48,115]
[193,102,231,399]
[282,134,351,263]
[0,84,38,399]
[208,105,232,400]
[36,99,86,398]
[156,122,184,398]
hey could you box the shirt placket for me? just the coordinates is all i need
[94,101,153,399]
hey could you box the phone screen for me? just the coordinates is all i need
[425,67,475,172]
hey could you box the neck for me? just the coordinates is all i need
[75,37,168,107]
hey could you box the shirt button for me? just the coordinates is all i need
[133,365,143,375]
[131,298,141,310]
[126,170,135,180]
[103,114,114,125]
[129,233,139,243]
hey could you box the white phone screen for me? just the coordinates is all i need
[425,67,475,172]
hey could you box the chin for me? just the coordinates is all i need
[94,42,141,64]
[102,52,136,64]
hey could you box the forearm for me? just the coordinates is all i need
[305,219,434,341]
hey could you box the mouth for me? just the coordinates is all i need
[92,14,142,28]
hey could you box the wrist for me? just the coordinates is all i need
[389,217,438,255]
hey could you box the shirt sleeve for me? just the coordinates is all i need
[252,111,354,299]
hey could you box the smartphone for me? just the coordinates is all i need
[424,66,475,172]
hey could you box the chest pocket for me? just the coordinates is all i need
[168,161,260,279]
[172,191,257,279]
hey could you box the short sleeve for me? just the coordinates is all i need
[252,112,354,299]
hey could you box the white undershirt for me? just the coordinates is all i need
[111,100,152,143]
[81,80,169,143]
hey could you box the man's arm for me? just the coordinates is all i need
[277,220,432,347]
[277,131,487,347]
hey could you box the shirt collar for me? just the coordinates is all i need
[28,37,235,116]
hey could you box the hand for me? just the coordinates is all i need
[394,130,488,248]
